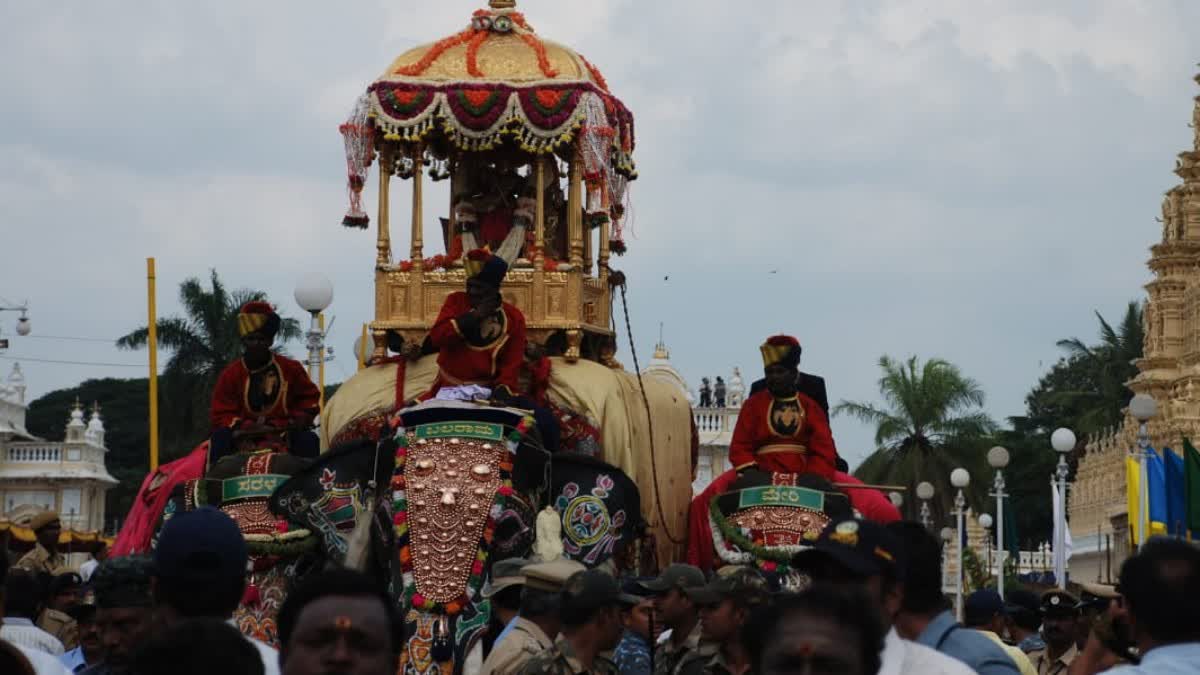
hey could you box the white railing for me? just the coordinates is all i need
[7,445,62,463]
[693,408,738,434]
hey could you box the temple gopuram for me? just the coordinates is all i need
[1071,66,1200,581]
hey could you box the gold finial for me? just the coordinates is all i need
[489,0,516,9]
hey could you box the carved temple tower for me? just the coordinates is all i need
[1071,67,1200,581]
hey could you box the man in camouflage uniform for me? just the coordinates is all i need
[15,510,67,576]
[482,558,585,675]
[519,569,634,675]
[638,564,707,675]
[39,572,83,650]
[677,566,769,675]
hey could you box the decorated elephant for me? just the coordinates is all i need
[153,448,329,646]
[320,353,695,567]
[687,469,855,587]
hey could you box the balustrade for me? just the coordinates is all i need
[7,445,62,463]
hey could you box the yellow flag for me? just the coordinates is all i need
[1126,455,1141,546]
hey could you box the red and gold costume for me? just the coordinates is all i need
[210,302,321,432]
[728,336,837,478]
[422,250,527,399]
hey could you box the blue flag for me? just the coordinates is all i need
[1148,450,1169,537]
[1165,448,1189,537]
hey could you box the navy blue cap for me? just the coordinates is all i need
[154,506,247,581]
[964,590,1005,626]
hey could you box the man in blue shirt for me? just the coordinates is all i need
[1073,537,1200,675]
[59,604,101,673]
[612,579,655,675]
[1004,590,1046,653]
[887,521,1021,675]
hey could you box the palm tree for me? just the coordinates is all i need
[116,270,301,454]
[834,355,997,525]
[1053,301,1144,434]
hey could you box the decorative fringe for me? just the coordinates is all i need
[340,94,374,229]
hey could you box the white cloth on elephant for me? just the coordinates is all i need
[435,385,492,402]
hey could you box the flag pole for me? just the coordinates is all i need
[147,258,160,472]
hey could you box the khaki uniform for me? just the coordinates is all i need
[481,618,556,675]
[655,623,705,675]
[38,608,78,651]
[14,543,67,576]
[1028,644,1077,675]
[517,636,619,675]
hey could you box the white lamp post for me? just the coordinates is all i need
[1129,394,1158,550]
[917,481,935,529]
[1051,427,1076,589]
[950,467,971,620]
[0,301,31,339]
[987,445,1010,597]
[294,274,335,389]
[978,513,994,578]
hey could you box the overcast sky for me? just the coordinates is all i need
[2,1,1198,468]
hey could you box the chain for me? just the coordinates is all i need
[617,280,684,545]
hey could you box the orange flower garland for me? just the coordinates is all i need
[579,55,609,92]
[519,33,558,79]
[465,29,491,78]
[394,27,476,77]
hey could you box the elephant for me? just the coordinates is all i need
[687,469,855,590]
[153,448,328,646]
[319,353,695,568]
[265,398,651,674]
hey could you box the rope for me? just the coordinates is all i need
[617,280,684,545]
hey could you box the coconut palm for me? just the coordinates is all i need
[1053,301,1144,434]
[834,355,997,525]
[116,270,301,453]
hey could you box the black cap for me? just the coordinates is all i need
[791,518,904,579]
[619,577,653,606]
[561,569,631,616]
[154,506,247,582]
[49,572,83,596]
[965,590,1005,625]
[1004,589,1040,616]
[1040,590,1080,617]
[637,564,706,594]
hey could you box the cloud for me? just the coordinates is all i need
[1,0,1197,469]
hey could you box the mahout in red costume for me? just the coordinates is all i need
[209,301,320,462]
[728,335,837,478]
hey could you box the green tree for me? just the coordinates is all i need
[115,270,301,458]
[836,355,997,527]
[1053,301,1144,434]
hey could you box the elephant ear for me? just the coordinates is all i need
[549,454,644,569]
[269,439,394,563]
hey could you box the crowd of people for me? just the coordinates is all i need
[4,502,1198,675]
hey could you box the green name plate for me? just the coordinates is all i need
[738,486,825,511]
[222,474,289,502]
[415,422,505,442]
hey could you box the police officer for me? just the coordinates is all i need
[15,511,66,576]
[40,572,83,650]
[518,569,633,675]
[678,566,769,675]
[1028,590,1080,675]
[482,558,585,675]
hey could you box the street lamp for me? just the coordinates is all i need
[1051,427,1076,589]
[987,445,1010,596]
[294,275,335,400]
[917,481,935,529]
[950,467,970,621]
[978,513,994,578]
[0,301,31,338]
[889,491,904,509]
[1129,394,1158,550]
